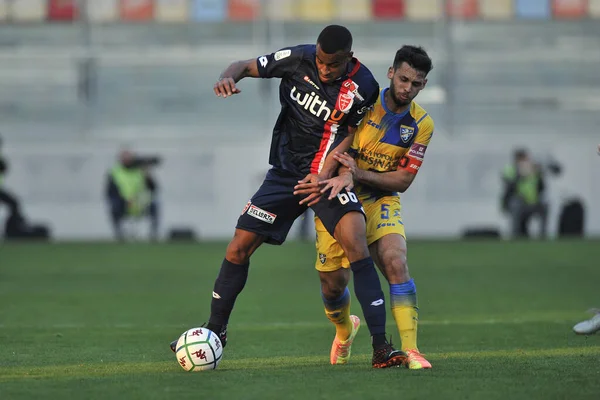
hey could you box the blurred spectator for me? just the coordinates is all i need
[0,135,20,216]
[0,135,23,229]
[106,149,160,241]
[501,148,549,239]
[1,135,50,240]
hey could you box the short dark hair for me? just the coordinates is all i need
[317,25,353,54]
[393,45,433,75]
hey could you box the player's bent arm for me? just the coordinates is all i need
[354,167,417,193]
[219,58,260,82]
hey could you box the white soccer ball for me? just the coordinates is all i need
[175,327,223,371]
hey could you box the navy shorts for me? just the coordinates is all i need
[237,168,365,245]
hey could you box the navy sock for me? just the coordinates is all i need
[350,257,386,339]
[209,259,249,327]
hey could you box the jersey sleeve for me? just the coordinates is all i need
[256,45,305,79]
[399,116,434,174]
[345,84,379,128]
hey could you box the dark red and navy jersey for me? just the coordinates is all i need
[256,44,379,178]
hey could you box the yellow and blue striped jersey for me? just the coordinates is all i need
[349,88,434,201]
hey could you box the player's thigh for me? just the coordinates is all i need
[237,169,306,245]
[311,188,364,240]
[365,197,409,281]
[314,216,350,273]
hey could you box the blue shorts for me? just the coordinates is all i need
[237,168,364,245]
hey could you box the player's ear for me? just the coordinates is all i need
[423,78,428,88]
[347,51,354,61]
[387,67,394,79]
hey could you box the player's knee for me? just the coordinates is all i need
[319,270,350,300]
[382,251,409,283]
[225,241,252,264]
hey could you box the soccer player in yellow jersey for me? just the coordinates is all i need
[296,45,434,369]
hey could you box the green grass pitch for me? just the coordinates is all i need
[1,240,599,399]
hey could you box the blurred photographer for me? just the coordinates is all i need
[500,148,559,239]
[0,135,23,233]
[106,149,160,241]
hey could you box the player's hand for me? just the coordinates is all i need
[333,152,357,174]
[294,174,326,207]
[214,77,241,98]
[319,172,354,200]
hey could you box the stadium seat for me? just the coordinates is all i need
[47,0,79,22]
[0,1,8,21]
[515,0,551,19]
[552,0,587,19]
[372,0,405,20]
[405,0,443,21]
[228,0,261,21]
[479,0,513,20]
[120,0,154,22]
[336,0,372,21]
[10,0,46,22]
[86,0,119,22]
[155,0,189,22]
[297,0,334,21]
[263,0,294,20]
[446,0,479,20]
[191,0,226,21]
[591,0,600,18]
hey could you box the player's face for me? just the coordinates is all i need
[315,44,353,84]
[387,62,427,106]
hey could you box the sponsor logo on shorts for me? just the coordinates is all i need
[319,253,327,264]
[212,291,221,299]
[247,205,277,224]
[371,299,384,306]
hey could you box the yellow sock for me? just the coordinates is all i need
[323,289,352,341]
[391,305,418,351]
[390,280,419,351]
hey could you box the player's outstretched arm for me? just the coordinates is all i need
[214,58,260,98]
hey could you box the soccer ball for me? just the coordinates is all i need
[175,327,223,371]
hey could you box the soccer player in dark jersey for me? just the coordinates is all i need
[170,25,406,368]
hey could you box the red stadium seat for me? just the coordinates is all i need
[446,0,479,19]
[552,0,588,19]
[120,0,154,21]
[48,0,79,21]
[372,0,405,20]
[228,0,261,21]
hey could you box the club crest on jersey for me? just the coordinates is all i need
[336,92,354,113]
[400,125,415,143]
[319,253,327,264]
